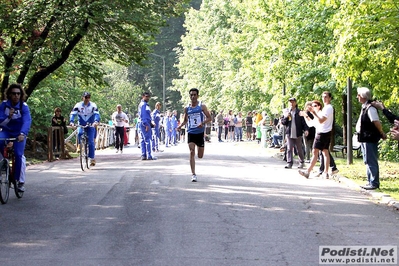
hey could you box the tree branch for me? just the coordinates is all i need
[25,20,91,97]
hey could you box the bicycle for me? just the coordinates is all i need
[74,124,93,171]
[0,138,24,204]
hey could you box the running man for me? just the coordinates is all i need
[177,88,212,182]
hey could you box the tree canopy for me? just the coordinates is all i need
[174,0,399,120]
[0,0,189,98]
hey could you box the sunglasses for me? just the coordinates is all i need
[11,92,21,96]
[85,96,91,99]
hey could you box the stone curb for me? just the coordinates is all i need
[335,175,399,212]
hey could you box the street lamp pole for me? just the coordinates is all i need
[150,53,166,113]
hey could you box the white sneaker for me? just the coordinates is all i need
[315,172,322,177]
[298,170,309,178]
[322,172,329,179]
[191,174,197,182]
[331,169,339,175]
[120,150,123,154]
[116,149,119,153]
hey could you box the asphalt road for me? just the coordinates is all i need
[0,139,398,266]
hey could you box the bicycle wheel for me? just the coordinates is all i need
[80,137,87,171]
[13,179,24,199]
[0,159,10,204]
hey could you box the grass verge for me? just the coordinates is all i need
[335,157,399,201]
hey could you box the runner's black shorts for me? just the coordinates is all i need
[313,131,331,150]
[188,132,205,147]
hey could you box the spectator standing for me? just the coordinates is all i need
[223,115,229,141]
[133,114,139,146]
[151,102,162,152]
[138,92,156,160]
[171,110,178,145]
[227,110,235,141]
[302,101,315,162]
[298,92,334,179]
[112,104,128,153]
[245,111,253,141]
[123,118,130,146]
[51,107,68,159]
[259,111,272,147]
[216,110,224,142]
[0,84,32,192]
[253,110,263,141]
[70,92,100,166]
[303,101,339,176]
[164,111,172,148]
[356,87,386,190]
[235,112,244,141]
[281,97,308,169]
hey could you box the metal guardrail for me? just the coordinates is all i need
[47,123,115,161]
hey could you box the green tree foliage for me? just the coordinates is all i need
[30,60,143,131]
[175,0,399,139]
[127,0,202,113]
[0,0,189,98]
[174,0,341,115]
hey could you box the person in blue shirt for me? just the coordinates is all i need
[177,88,212,182]
[69,92,100,166]
[164,111,172,148]
[138,92,156,160]
[0,84,32,192]
[171,110,178,145]
[151,102,163,152]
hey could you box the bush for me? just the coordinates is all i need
[379,138,399,162]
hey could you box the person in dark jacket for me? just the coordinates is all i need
[371,101,399,149]
[372,101,399,124]
[302,101,315,162]
[281,97,308,169]
[51,107,68,158]
[356,87,386,190]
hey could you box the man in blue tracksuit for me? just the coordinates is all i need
[151,102,162,152]
[171,110,178,145]
[164,111,172,148]
[138,92,156,160]
[70,92,101,166]
[0,84,32,192]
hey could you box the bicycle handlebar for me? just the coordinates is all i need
[0,138,18,141]
[72,123,95,129]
